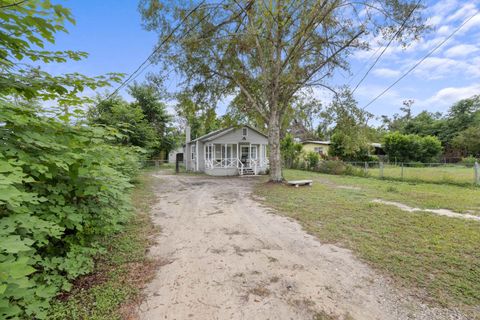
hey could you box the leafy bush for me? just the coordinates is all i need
[383,132,442,163]
[305,151,320,170]
[317,160,348,175]
[329,132,374,161]
[314,160,367,177]
[0,103,140,319]
[460,156,479,167]
[281,133,303,169]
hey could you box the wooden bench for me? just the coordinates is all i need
[287,180,313,187]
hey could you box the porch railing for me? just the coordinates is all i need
[205,157,268,175]
[205,158,243,169]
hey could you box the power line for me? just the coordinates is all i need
[121,1,226,92]
[362,9,480,110]
[98,0,208,104]
[351,0,422,94]
[346,44,383,86]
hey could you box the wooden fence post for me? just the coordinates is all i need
[155,160,159,168]
[380,162,384,179]
[401,163,404,180]
[364,162,368,175]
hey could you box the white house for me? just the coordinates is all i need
[184,125,269,176]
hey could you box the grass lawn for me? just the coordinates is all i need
[48,171,159,320]
[364,164,477,185]
[255,169,480,316]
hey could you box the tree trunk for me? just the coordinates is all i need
[268,115,283,182]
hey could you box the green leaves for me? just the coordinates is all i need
[0,236,34,254]
[0,1,123,107]
[0,103,140,319]
[383,132,442,163]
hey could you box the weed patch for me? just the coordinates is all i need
[48,172,158,320]
[256,169,480,315]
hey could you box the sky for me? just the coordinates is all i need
[44,0,480,122]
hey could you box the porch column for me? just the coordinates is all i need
[195,141,199,171]
[249,143,251,166]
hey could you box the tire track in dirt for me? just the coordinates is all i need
[137,173,468,320]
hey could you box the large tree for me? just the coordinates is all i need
[139,0,426,181]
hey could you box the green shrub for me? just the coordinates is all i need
[0,103,140,319]
[305,151,320,170]
[281,134,303,169]
[383,132,442,163]
[312,160,367,177]
[460,156,478,167]
[317,160,348,175]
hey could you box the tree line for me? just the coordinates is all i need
[281,89,479,166]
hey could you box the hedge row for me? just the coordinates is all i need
[0,104,140,319]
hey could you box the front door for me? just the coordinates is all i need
[240,146,249,165]
[240,145,258,166]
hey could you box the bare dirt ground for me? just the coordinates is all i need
[138,173,467,320]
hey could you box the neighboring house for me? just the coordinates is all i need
[302,140,331,156]
[168,146,184,164]
[302,140,385,157]
[370,143,386,156]
[185,125,269,176]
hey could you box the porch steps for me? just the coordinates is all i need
[240,168,255,176]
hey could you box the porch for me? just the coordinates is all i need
[204,143,268,175]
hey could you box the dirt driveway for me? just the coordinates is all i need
[138,173,466,320]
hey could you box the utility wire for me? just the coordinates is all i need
[346,45,383,86]
[123,1,226,93]
[351,0,422,94]
[97,0,208,104]
[362,9,480,110]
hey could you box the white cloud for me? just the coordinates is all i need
[412,56,480,79]
[446,2,477,23]
[444,44,479,57]
[458,14,480,34]
[430,0,460,17]
[419,84,480,110]
[437,25,452,35]
[372,68,401,78]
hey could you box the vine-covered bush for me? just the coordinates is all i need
[304,151,320,170]
[0,103,140,319]
[291,159,367,177]
[460,156,478,167]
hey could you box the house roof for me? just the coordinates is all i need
[189,127,232,143]
[188,125,267,144]
[302,140,331,145]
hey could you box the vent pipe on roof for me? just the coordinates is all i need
[185,126,191,144]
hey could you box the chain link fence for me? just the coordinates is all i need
[345,161,480,186]
[138,159,186,173]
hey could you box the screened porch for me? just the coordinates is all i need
[204,143,268,173]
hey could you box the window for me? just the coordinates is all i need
[242,127,248,136]
[314,147,324,154]
[191,145,196,160]
[250,146,257,159]
[222,144,232,159]
[205,144,213,161]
